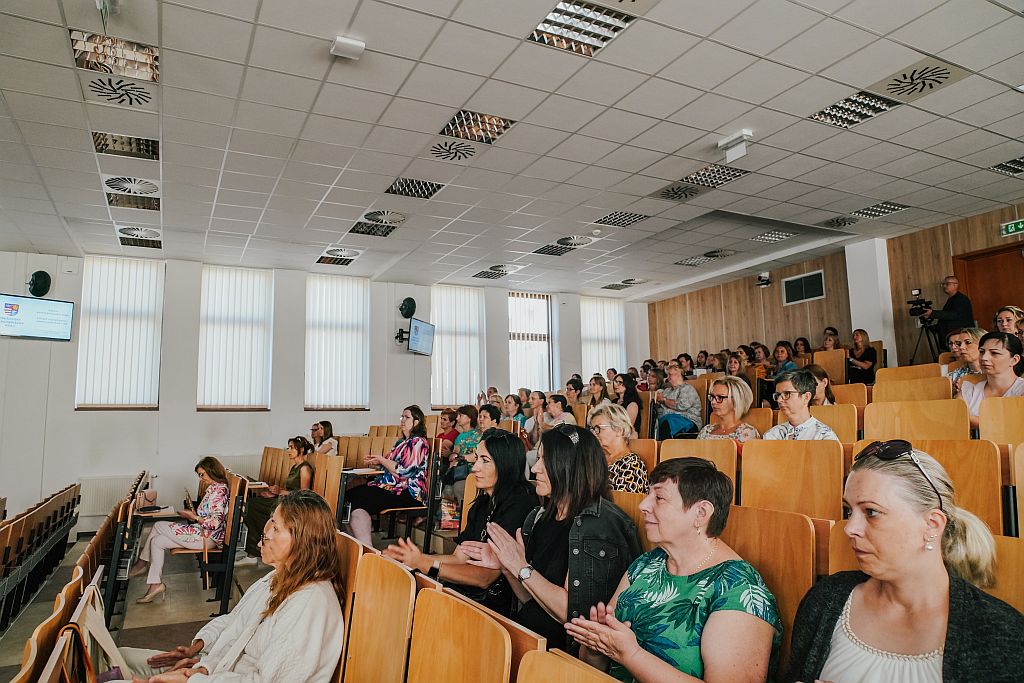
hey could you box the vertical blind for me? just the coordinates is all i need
[197,265,274,409]
[580,296,626,378]
[508,291,552,392]
[75,256,165,407]
[431,285,486,406]
[305,274,370,409]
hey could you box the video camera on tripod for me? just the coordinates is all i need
[907,289,937,326]
[907,288,939,362]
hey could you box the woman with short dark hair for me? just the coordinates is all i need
[567,458,781,682]
[959,331,1024,428]
[612,373,642,434]
[504,393,527,427]
[462,426,642,651]
[794,337,812,356]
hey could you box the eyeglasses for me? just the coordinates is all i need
[590,424,615,434]
[708,394,730,403]
[773,390,803,401]
[855,440,944,513]
[948,340,964,347]
[613,379,623,385]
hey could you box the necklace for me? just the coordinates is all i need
[691,538,718,573]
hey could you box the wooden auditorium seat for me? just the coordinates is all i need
[610,490,652,552]
[863,399,969,441]
[659,439,737,498]
[710,406,772,436]
[811,348,847,385]
[810,403,858,443]
[872,376,952,403]
[572,403,589,427]
[518,649,618,682]
[628,438,658,475]
[741,440,844,520]
[342,553,416,683]
[875,363,941,383]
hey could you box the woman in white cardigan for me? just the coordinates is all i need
[119,490,344,683]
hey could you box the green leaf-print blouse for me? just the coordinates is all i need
[610,548,782,682]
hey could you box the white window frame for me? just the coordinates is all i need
[304,274,370,410]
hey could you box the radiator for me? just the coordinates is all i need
[78,474,139,517]
[217,454,262,480]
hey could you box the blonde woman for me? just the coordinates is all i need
[588,403,649,493]
[696,376,760,447]
[948,327,985,396]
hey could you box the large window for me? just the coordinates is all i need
[305,274,370,409]
[75,256,165,408]
[508,291,552,392]
[431,285,486,406]
[197,266,274,409]
[581,297,626,378]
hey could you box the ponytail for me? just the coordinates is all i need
[941,504,996,588]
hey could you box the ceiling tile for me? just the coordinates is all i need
[233,101,308,137]
[768,18,877,74]
[421,23,519,77]
[911,76,1009,117]
[0,15,72,66]
[299,115,371,146]
[162,87,236,126]
[348,1,446,60]
[161,50,246,98]
[669,93,753,131]
[711,0,822,55]
[465,80,548,120]
[313,83,392,123]
[494,43,588,92]
[834,0,939,37]
[629,121,706,154]
[949,90,1024,127]
[239,68,322,111]
[645,0,757,37]
[595,20,700,74]
[163,4,254,62]
[521,95,604,132]
[659,41,758,91]
[614,78,700,119]
[549,135,620,164]
[716,59,809,105]
[248,26,330,80]
[821,39,926,89]
[890,0,1009,54]
[256,0,354,35]
[579,109,658,144]
[450,0,562,38]
[4,93,88,129]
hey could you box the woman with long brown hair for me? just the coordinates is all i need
[121,490,344,682]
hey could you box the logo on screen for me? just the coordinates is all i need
[3,303,19,316]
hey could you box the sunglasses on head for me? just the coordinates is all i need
[855,440,944,513]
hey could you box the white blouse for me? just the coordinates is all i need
[818,593,942,683]
[959,377,1024,417]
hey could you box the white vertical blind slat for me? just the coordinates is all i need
[580,297,626,378]
[304,274,370,409]
[431,285,486,406]
[508,291,552,392]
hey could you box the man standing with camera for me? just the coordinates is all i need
[922,276,974,349]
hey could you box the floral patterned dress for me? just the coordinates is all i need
[170,481,228,545]
[611,549,782,682]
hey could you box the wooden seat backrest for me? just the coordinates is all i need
[989,535,1023,612]
[869,340,885,368]
[638,391,653,439]
[811,348,847,385]
[518,649,618,683]
[658,440,737,496]
[17,593,68,683]
[810,404,858,443]
[386,425,401,439]
[743,407,774,436]
[343,553,416,683]
[498,419,515,432]
[572,403,589,427]
[684,379,709,424]
[827,520,858,575]
[979,396,1024,447]
[461,474,478,533]
[875,363,942,383]
[627,439,658,475]
[1017,442,1023,534]
[864,399,969,440]
[742,440,844,520]
[872,376,951,403]
[938,351,957,364]
[322,456,347,521]
[610,491,652,552]
[369,436,387,457]
[407,589,511,683]
[832,383,868,407]
[424,415,439,439]
[259,446,275,482]
[334,531,361,642]
[720,505,814,670]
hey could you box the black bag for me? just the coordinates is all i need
[448,576,514,615]
[442,458,471,486]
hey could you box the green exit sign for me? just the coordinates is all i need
[1001,219,1024,238]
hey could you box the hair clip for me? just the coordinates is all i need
[566,429,580,445]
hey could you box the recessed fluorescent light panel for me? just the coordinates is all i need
[675,256,713,266]
[107,194,160,210]
[117,225,161,248]
[851,201,910,219]
[385,178,445,199]
[349,221,398,237]
[989,156,1024,176]
[601,283,631,290]
[594,211,650,227]
[680,164,749,189]
[528,1,635,57]
[704,249,737,259]
[750,230,795,243]
[534,244,576,256]
[93,132,159,160]
[317,247,362,266]
[809,91,901,129]
[440,110,516,144]
[70,30,159,82]
[472,270,506,279]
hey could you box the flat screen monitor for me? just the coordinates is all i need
[407,318,435,356]
[0,293,75,341]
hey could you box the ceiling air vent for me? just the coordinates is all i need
[490,264,523,274]
[681,164,749,189]
[866,57,968,104]
[107,194,160,210]
[594,211,650,227]
[117,225,161,248]
[850,201,909,219]
[528,1,635,57]
[601,283,631,290]
[989,156,1024,176]
[93,132,159,160]
[651,182,707,202]
[809,91,901,129]
[675,256,713,266]
[440,110,515,144]
[350,221,398,237]
[534,235,594,256]
[621,278,646,285]
[472,270,506,279]
[750,230,795,244]
[431,140,477,162]
[88,77,153,106]
[104,176,159,195]
[820,216,859,228]
[70,31,159,82]
[363,210,406,225]
[703,249,737,259]
[385,177,444,199]
[317,247,363,266]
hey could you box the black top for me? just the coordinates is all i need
[515,515,573,649]
[847,346,877,384]
[455,486,537,545]
[785,571,1024,683]
[931,291,975,345]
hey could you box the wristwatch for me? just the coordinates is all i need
[517,565,534,582]
[427,559,441,580]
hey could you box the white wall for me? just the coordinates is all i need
[844,239,899,366]
[0,250,648,515]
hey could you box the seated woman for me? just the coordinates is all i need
[128,457,229,604]
[794,336,812,356]
[959,331,1024,428]
[654,361,702,439]
[708,352,728,373]
[771,341,798,379]
[346,405,429,547]
[122,490,344,683]
[462,426,642,652]
[478,403,501,431]
[612,373,643,435]
[586,375,613,410]
[786,441,1024,683]
[725,353,751,386]
[948,327,985,396]
[847,328,876,384]
[821,332,843,352]
[240,436,315,564]
[524,391,547,453]
[436,409,459,458]
[805,363,836,406]
[697,376,760,446]
[543,394,577,431]
[504,393,528,427]
[518,387,532,417]
[310,420,338,456]
[737,344,755,367]
[763,370,840,441]
[589,402,649,493]
[695,350,709,369]
[994,305,1024,337]
[384,429,537,616]
[564,378,585,406]
[646,368,665,393]
[450,404,482,475]
[567,457,781,682]
[752,343,772,368]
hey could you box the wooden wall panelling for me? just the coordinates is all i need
[687,286,725,354]
[806,252,852,342]
[722,277,766,349]
[762,261,813,346]
[886,225,952,365]
[948,206,1020,256]
[650,293,690,359]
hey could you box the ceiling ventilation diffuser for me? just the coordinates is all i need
[107,194,160,210]
[87,77,153,106]
[865,57,968,104]
[533,235,594,256]
[704,248,737,259]
[681,164,749,188]
[385,177,445,199]
[70,31,160,82]
[851,201,909,219]
[601,283,631,290]
[363,210,406,225]
[490,264,523,274]
[989,155,1024,176]
[621,278,646,285]
[104,176,160,195]
[820,216,859,228]
[651,182,707,202]
[93,132,159,160]
[317,247,363,266]
[349,221,398,237]
[528,1,635,57]
[594,211,650,227]
[430,139,478,162]
[675,256,713,266]
[809,91,901,129]
[750,230,795,244]
[440,110,516,144]
[117,225,161,248]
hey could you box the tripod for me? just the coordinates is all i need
[910,319,939,365]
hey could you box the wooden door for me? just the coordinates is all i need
[955,244,1024,329]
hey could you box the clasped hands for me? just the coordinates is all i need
[565,602,641,665]
[461,522,527,573]
[134,642,207,682]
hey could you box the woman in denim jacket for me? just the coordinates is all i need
[463,424,642,651]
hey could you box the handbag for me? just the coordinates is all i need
[442,458,471,486]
